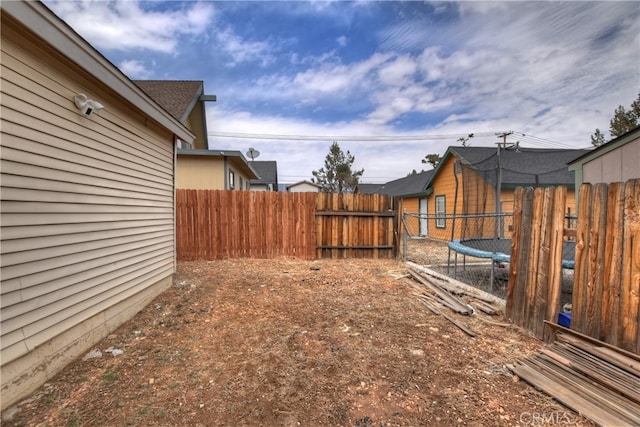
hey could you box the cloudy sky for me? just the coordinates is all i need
[45,1,639,184]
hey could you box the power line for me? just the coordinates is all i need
[209,129,582,150]
[208,130,499,142]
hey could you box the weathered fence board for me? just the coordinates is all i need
[572,179,639,353]
[506,186,567,340]
[507,179,640,353]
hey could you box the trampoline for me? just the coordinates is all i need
[448,238,576,290]
[448,238,576,269]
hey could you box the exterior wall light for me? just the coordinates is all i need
[74,93,104,117]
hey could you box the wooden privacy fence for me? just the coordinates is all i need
[506,185,568,341]
[506,179,640,354]
[176,190,397,261]
[176,190,316,260]
[572,179,639,353]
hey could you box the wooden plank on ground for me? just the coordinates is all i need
[409,269,473,315]
[510,361,635,427]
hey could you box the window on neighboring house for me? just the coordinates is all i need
[229,170,235,190]
[435,195,446,229]
[239,176,244,191]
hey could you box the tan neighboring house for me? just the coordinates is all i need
[287,180,322,192]
[177,149,257,190]
[134,80,258,190]
[0,1,195,409]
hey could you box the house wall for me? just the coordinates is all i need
[427,156,466,240]
[176,156,253,190]
[177,156,225,189]
[288,183,320,192]
[185,103,207,150]
[419,156,578,241]
[398,197,420,238]
[582,138,640,184]
[1,15,177,409]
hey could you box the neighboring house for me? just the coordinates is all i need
[177,149,257,190]
[1,1,195,410]
[358,171,434,237]
[287,180,322,192]
[355,183,384,194]
[568,127,640,205]
[135,80,258,190]
[250,160,279,191]
[423,146,589,240]
[134,80,216,150]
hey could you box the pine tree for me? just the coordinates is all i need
[590,92,640,146]
[590,128,606,147]
[422,154,442,168]
[312,141,364,193]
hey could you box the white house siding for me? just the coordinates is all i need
[582,138,640,184]
[1,13,178,408]
[288,182,321,193]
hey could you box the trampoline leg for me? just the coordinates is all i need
[454,251,458,279]
[490,261,495,292]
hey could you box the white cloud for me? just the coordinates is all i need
[44,0,214,52]
[119,59,151,79]
[336,35,348,47]
[216,27,276,68]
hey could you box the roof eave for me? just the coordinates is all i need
[2,1,195,144]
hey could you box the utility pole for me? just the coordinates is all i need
[494,131,513,238]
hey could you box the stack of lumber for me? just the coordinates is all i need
[510,324,640,426]
[407,267,505,337]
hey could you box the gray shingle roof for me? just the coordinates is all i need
[447,146,589,187]
[249,161,278,184]
[357,184,384,194]
[133,80,203,122]
[359,170,434,197]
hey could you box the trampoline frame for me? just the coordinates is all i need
[447,238,575,290]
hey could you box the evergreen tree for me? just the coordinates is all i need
[590,128,606,147]
[590,92,640,146]
[422,153,442,168]
[312,141,364,193]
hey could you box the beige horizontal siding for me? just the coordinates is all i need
[0,20,177,372]
[1,44,173,168]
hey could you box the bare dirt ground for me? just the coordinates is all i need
[4,259,595,427]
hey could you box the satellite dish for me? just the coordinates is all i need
[246,147,260,161]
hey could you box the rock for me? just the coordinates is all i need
[82,348,103,360]
[105,347,124,357]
